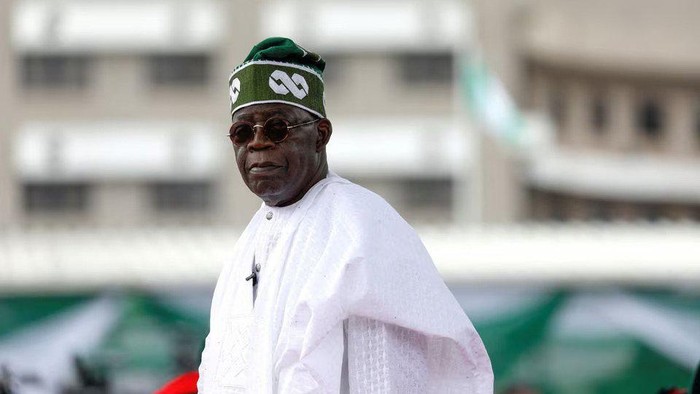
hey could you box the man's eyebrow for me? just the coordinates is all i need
[263,109,289,118]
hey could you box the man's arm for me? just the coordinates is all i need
[346,317,427,393]
[346,316,492,393]
[276,320,345,393]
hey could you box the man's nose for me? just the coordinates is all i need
[248,126,274,150]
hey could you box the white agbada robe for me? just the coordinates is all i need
[198,173,493,393]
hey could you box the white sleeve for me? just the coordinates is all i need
[276,320,345,394]
[346,317,489,394]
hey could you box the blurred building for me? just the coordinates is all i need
[472,0,700,222]
[0,0,475,229]
[1,0,256,229]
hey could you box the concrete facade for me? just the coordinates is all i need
[0,0,18,228]
[473,0,700,221]
[0,0,473,228]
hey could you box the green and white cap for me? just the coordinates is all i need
[229,37,326,119]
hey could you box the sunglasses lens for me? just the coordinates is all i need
[264,118,289,143]
[230,123,254,145]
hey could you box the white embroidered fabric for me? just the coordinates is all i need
[344,317,485,393]
[198,173,493,393]
[347,317,425,393]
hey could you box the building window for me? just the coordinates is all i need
[637,98,664,138]
[548,193,565,221]
[21,55,90,88]
[644,204,663,222]
[589,200,611,221]
[151,182,212,211]
[696,98,700,146]
[397,53,454,84]
[403,178,452,209]
[549,87,566,129]
[591,94,608,133]
[149,54,210,86]
[23,183,90,212]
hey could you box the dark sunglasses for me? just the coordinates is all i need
[227,117,320,146]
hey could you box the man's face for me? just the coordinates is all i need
[231,103,331,207]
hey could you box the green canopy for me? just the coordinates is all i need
[1,288,697,393]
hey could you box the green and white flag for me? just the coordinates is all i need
[462,56,524,144]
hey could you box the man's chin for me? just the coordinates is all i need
[247,181,284,203]
[246,177,305,206]
[254,188,301,207]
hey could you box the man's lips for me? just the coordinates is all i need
[248,162,284,174]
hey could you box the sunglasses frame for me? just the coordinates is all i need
[227,117,320,146]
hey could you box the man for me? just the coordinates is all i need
[198,37,493,393]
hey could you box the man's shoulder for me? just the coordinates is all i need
[311,176,415,235]
[296,176,427,266]
[319,177,396,215]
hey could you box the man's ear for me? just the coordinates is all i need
[316,118,332,152]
